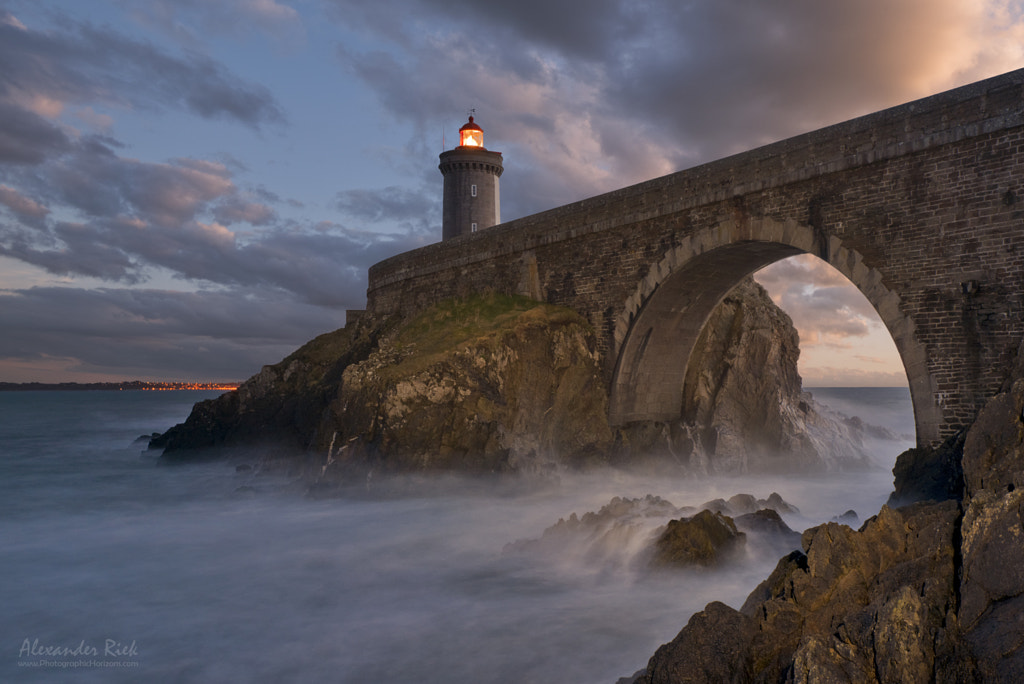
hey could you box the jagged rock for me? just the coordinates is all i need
[504,495,680,570]
[830,509,859,525]
[153,323,379,459]
[620,278,875,474]
[638,501,961,683]
[649,510,746,569]
[887,430,966,507]
[962,377,1024,496]
[633,369,1024,682]
[698,492,799,517]
[957,377,1024,680]
[734,509,801,548]
[507,493,802,574]
[643,601,757,683]
[681,278,809,473]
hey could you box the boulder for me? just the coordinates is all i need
[734,509,801,548]
[649,510,746,569]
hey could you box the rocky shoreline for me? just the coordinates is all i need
[145,280,1024,681]
[625,378,1024,683]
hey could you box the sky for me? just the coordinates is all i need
[1,1,1023,386]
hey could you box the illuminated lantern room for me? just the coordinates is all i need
[438,112,504,241]
[459,116,484,148]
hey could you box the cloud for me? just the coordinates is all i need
[0,12,286,130]
[213,198,277,226]
[0,103,72,165]
[331,0,1024,221]
[754,254,882,348]
[0,184,47,220]
[335,186,438,233]
[119,0,304,46]
[4,1,1021,383]
[0,285,345,381]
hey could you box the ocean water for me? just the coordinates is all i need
[1,388,915,683]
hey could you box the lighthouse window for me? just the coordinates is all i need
[471,184,477,197]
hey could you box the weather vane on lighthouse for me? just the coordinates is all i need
[438,111,504,240]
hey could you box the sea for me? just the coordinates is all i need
[1,387,914,683]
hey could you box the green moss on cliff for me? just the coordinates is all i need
[382,294,590,380]
[322,293,611,471]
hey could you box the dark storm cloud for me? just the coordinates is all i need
[0,11,285,128]
[0,285,345,380]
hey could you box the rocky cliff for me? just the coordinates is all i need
[154,281,879,474]
[630,376,1024,683]
[316,295,613,473]
[156,294,613,472]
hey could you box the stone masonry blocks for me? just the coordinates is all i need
[366,69,1024,447]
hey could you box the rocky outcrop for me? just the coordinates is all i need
[318,295,613,474]
[503,495,681,571]
[617,280,875,474]
[887,430,966,507]
[630,374,1024,683]
[639,501,961,683]
[650,510,746,569]
[504,493,800,574]
[957,377,1024,681]
[156,294,614,473]
[154,281,884,476]
[154,323,382,459]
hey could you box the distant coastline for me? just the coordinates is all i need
[0,381,239,392]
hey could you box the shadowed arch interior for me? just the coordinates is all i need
[610,241,804,424]
[609,238,938,447]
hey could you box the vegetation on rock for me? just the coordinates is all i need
[318,293,613,474]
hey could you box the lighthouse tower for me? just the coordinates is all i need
[439,115,503,240]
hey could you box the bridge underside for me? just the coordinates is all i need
[610,241,805,423]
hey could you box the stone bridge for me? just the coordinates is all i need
[365,70,1024,448]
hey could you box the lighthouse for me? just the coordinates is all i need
[439,115,503,240]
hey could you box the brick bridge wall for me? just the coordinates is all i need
[366,69,1024,448]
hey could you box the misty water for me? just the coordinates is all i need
[2,388,914,683]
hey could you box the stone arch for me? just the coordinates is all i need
[608,217,941,447]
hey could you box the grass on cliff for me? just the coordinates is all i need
[389,293,588,371]
[280,327,353,370]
